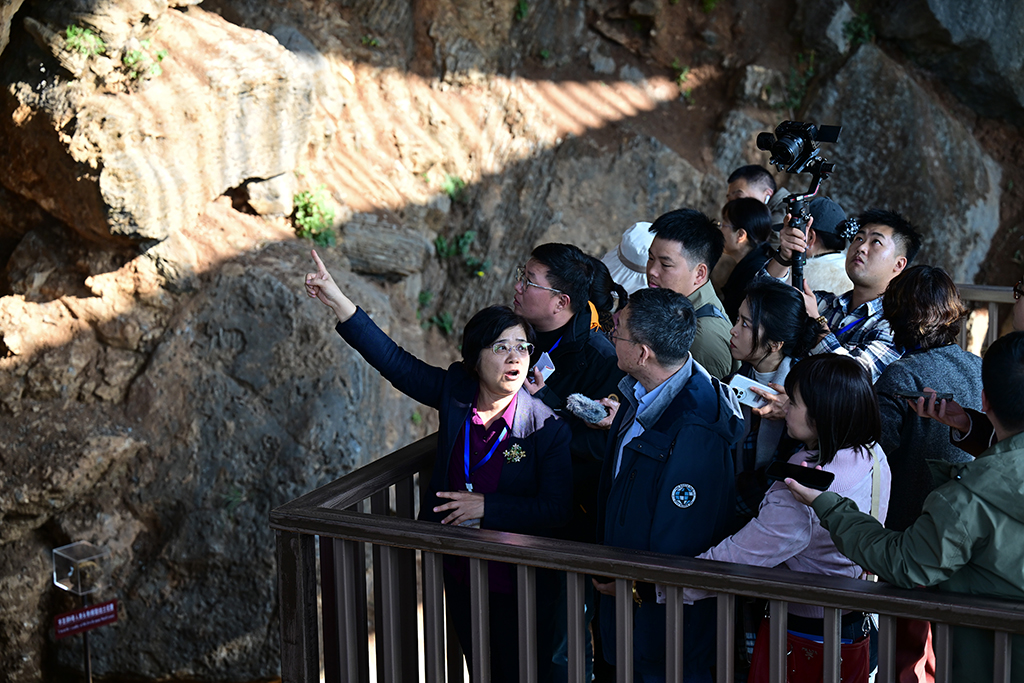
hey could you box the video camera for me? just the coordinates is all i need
[756,121,841,291]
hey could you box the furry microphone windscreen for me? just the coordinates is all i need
[565,393,610,424]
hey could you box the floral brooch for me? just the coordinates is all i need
[504,444,526,463]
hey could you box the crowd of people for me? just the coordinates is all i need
[303,163,1024,683]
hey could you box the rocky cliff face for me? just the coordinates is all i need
[0,0,1021,679]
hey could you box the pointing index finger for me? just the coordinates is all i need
[311,249,327,276]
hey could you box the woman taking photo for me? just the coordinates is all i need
[727,280,824,521]
[304,250,572,682]
[685,354,891,683]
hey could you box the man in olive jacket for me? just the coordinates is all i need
[788,331,1024,683]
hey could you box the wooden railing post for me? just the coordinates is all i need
[768,600,787,683]
[715,592,734,683]
[615,578,633,683]
[276,530,319,683]
[518,565,537,683]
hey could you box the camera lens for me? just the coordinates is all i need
[755,132,776,151]
[772,136,803,166]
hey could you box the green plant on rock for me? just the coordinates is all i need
[442,174,467,202]
[123,39,168,81]
[435,230,475,259]
[700,0,720,13]
[465,256,491,278]
[514,0,529,22]
[843,12,875,47]
[671,59,691,88]
[222,486,247,515]
[780,51,815,112]
[361,35,380,47]
[416,290,433,320]
[65,25,106,56]
[293,185,337,247]
[426,311,455,336]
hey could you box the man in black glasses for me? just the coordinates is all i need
[594,287,743,683]
[513,242,626,682]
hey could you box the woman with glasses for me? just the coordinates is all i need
[305,250,571,683]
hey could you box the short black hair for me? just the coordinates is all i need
[722,198,773,244]
[783,354,881,466]
[742,280,823,361]
[648,208,725,272]
[728,164,777,194]
[624,287,696,367]
[461,306,535,377]
[982,331,1024,432]
[858,208,922,264]
[530,243,590,314]
[882,265,967,351]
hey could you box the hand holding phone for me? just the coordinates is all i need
[765,461,835,491]
[892,390,954,402]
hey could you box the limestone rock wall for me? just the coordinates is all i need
[807,44,1002,283]
[0,5,315,253]
[0,0,1020,680]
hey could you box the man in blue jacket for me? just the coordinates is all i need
[594,287,744,683]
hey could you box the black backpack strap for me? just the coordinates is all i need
[694,303,729,322]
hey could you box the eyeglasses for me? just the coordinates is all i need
[491,341,535,357]
[515,266,564,295]
[1015,279,1023,301]
[609,334,638,346]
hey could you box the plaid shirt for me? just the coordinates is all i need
[812,290,901,382]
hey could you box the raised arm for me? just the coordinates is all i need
[306,250,447,408]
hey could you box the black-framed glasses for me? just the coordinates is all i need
[491,341,535,357]
[609,334,638,345]
[1014,279,1023,301]
[515,266,564,295]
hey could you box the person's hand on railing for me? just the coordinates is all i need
[434,491,485,526]
[592,577,616,596]
[909,388,970,434]
[305,249,357,323]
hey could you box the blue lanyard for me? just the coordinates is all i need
[463,416,509,492]
[549,336,563,353]
[837,315,867,336]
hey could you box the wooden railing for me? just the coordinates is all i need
[271,432,1024,683]
[957,284,1017,351]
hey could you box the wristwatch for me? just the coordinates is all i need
[770,247,793,267]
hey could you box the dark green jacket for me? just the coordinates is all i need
[812,430,1024,683]
[688,281,738,380]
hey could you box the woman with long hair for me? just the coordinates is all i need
[727,280,824,521]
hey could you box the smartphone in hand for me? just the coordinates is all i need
[766,461,835,491]
[892,390,954,402]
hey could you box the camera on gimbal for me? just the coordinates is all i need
[755,120,842,291]
[756,121,840,175]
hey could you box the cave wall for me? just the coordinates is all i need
[0,0,1020,679]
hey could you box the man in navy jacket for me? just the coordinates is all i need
[594,287,743,683]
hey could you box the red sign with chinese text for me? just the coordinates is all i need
[54,599,118,639]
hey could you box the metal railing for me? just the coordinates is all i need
[272,432,1024,683]
[957,284,1017,351]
